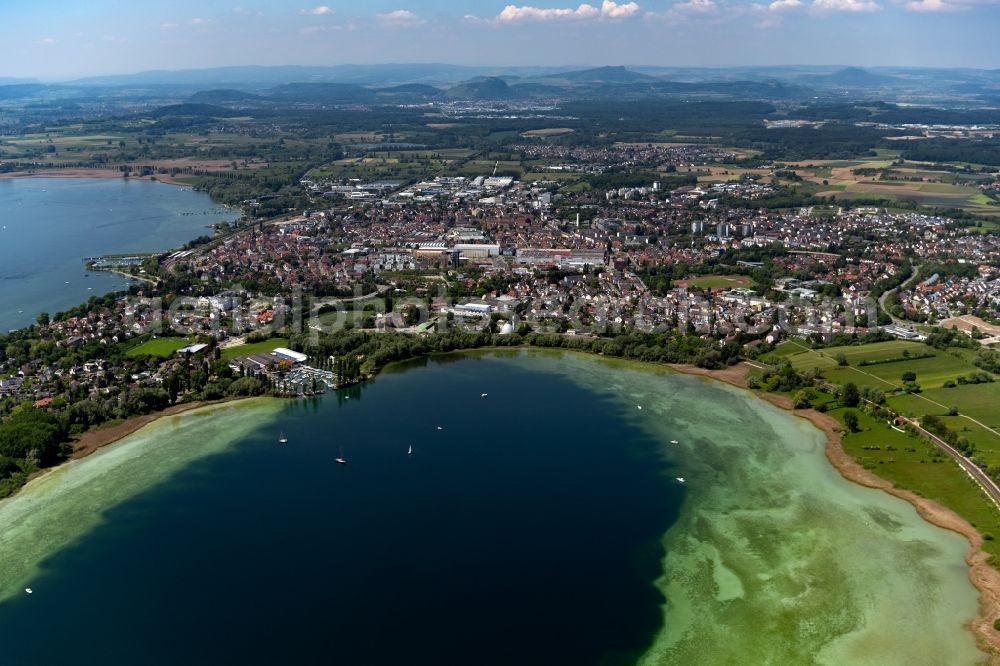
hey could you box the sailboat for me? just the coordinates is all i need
[335,447,348,465]
[407,445,413,456]
[278,431,288,444]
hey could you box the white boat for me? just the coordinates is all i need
[670,440,679,445]
[335,447,347,465]
[24,588,32,594]
[407,445,413,456]
[637,405,642,410]
[436,426,443,431]
[676,477,685,483]
[481,393,488,398]
[278,431,288,444]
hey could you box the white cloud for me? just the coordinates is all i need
[768,0,802,10]
[190,17,212,24]
[36,37,57,45]
[495,2,641,22]
[377,9,425,26]
[300,5,334,15]
[161,22,180,29]
[643,0,725,22]
[897,0,999,10]
[498,3,600,21]
[601,1,642,17]
[669,0,717,13]
[812,0,880,10]
[904,0,950,9]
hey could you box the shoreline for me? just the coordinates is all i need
[0,168,192,187]
[670,360,1000,662]
[69,401,212,460]
[6,345,998,657]
[23,398,248,485]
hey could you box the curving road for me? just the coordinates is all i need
[905,416,1000,511]
[750,356,1000,511]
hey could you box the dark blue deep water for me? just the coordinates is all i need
[0,353,679,665]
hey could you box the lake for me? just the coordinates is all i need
[0,351,983,664]
[0,177,235,331]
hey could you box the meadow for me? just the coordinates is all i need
[124,337,193,359]
[832,403,1000,556]
[754,351,1000,560]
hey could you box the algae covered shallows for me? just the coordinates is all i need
[0,351,984,664]
[526,352,984,666]
[0,399,282,602]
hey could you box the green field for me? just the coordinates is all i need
[125,337,193,358]
[682,275,755,290]
[762,337,1000,551]
[889,382,1000,426]
[774,340,980,389]
[833,404,1000,557]
[220,337,290,362]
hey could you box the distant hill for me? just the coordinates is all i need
[373,83,443,101]
[812,67,903,88]
[264,82,375,104]
[188,89,262,104]
[649,79,811,100]
[444,77,511,100]
[555,66,658,84]
[65,64,567,88]
[0,84,53,101]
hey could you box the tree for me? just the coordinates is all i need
[36,312,49,327]
[842,382,860,407]
[843,411,860,433]
[167,374,180,405]
[836,352,848,367]
[901,370,917,382]
[793,389,814,409]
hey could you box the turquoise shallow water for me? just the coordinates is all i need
[0,351,983,664]
[0,177,235,331]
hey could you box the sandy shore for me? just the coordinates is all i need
[670,361,1000,662]
[69,401,211,460]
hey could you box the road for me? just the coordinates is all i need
[750,354,1000,511]
[905,416,1000,511]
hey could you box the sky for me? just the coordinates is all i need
[2,0,1000,79]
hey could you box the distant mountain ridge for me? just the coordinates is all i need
[553,66,659,83]
[806,67,904,88]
